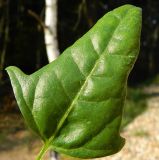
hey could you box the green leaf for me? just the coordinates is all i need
[6,4,142,159]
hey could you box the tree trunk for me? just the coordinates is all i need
[0,0,9,80]
[45,0,59,63]
[45,0,59,159]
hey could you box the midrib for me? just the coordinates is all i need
[45,11,128,147]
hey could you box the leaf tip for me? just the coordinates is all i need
[5,66,26,79]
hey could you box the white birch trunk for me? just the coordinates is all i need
[45,0,59,159]
[50,150,59,160]
[45,0,59,63]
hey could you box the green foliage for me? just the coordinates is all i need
[6,5,141,160]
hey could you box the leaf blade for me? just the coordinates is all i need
[6,4,142,159]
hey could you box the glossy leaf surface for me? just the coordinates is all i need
[6,5,142,159]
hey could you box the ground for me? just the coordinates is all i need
[0,85,159,160]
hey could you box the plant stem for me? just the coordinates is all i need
[36,143,49,160]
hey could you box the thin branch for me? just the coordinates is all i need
[28,9,54,35]
[73,0,86,31]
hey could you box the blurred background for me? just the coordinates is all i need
[0,0,159,160]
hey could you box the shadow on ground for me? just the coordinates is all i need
[0,113,38,151]
[122,86,159,128]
